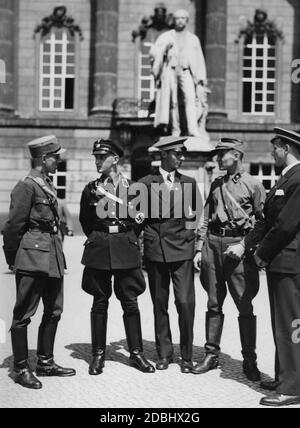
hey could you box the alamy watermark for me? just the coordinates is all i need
[95,182,203,229]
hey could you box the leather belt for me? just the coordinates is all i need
[208,226,247,238]
[93,224,133,234]
[29,226,59,235]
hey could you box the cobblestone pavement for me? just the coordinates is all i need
[0,236,298,408]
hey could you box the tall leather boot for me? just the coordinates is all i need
[11,327,42,389]
[238,315,261,381]
[192,312,224,374]
[36,320,75,377]
[88,312,107,375]
[124,312,155,373]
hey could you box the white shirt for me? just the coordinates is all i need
[159,167,175,184]
[281,161,300,177]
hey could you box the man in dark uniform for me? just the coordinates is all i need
[80,138,155,375]
[247,128,300,406]
[3,135,76,389]
[139,136,202,373]
[192,138,265,381]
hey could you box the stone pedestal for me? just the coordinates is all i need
[90,0,119,116]
[205,0,227,121]
[0,0,15,114]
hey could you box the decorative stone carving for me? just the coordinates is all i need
[236,9,283,44]
[131,2,174,42]
[34,5,83,40]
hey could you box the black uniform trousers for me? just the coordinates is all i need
[266,271,300,396]
[12,273,63,329]
[146,260,195,361]
[82,267,146,351]
[201,234,259,353]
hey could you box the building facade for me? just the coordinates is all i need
[0,0,299,228]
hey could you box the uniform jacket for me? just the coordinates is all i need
[79,174,142,270]
[197,170,266,251]
[252,163,300,274]
[139,171,201,263]
[3,169,65,278]
[150,29,207,127]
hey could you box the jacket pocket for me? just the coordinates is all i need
[14,232,51,274]
[128,236,140,249]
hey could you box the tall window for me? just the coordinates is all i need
[250,163,281,191]
[138,42,156,118]
[51,160,67,199]
[242,33,276,115]
[39,29,75,111]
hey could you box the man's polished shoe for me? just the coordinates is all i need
[180,360,193,374]
[260,393,300,407]
[243,359,261,381]
[14,365,42,389]
[129,351,155,373]
[156,357,173,370]
[192,354,219,374]
[260,379,279,391]
[36,357,76,377]
[89,352,105,375]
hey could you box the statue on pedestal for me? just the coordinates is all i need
[150,9,209,137]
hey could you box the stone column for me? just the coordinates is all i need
[0,0,15,114]
[205,0,227,120]
[90,0,119,116]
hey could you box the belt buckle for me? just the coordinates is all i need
[108,225,119,234]
[220,227,226,237]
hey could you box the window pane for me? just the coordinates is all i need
[43,55,50,63]
[244,47,252,56]
[55,66,62,74]
[256,59,263,67]
[42,89,50,97]
[256,70,263,78]
[243,70,251,78]
[43,66,50,74]
[243,82,252,112]
[268,60,275,68]
[56,44,62,53]
[255,82,263,90]
[42,99,50,108]
[55,55,62,63]
[255,93,263,101]
[256,35,264,44]
[67,43,75,53]
[54,89,61,97]
[255,104,263,112]
[141,91,150,100]
[267,83,274,91]
[66,66,74,75]
[141,79,151,89]
[262,164,271,175]
[267,70,275,79]
[141,56,150,67]
[55,31,63,40]
[54,100,62,108]
[43,43,50,53]
[243,59,252,67]
[267,93,274,101]
[54,78,61,86]
[57,189,66,199]
[65,78,74,109]
[268,48,276,57]
[58,160,67,172]
[57,176,66,186]
[43,77,50,86]
[256,48,264,57]
[250,164,259,175]
[267,104,274,112]
[141,67,150,77]
[262,180,271,190]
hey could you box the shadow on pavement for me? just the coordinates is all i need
[66,339,273,393]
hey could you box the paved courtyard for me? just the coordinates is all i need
[0,236,297,408]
